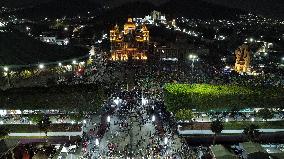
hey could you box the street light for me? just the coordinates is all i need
[114,97,120,105]
[72,60,77,71]
[151,115,155,122]
[188,54,198,72]
[3,66,8,72]
[142,98,147,105]
[39,63,44,69]
[164,137,168,145]
[95,138,99,146]
[58,62,62,67]
[107,116,110,123]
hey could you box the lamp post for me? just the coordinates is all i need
[72,60,77,71]
[95,138,99,146]
[188,54,198,72]
[164,137,168,145]
[3,66,10,87]
[107,116,110,123]
[152,115,155,122]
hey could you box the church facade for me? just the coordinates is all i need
[110,18,150,61]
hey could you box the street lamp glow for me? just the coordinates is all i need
[58,62,62,67]
[95,138,99,146]
[189,54,198,60]
[142,98,147,105]
[107,116,110,123]
[251,118,255,122]
[83,120,86,124]
[3,67,8,72]
[282,57,284,61]
[164,137,168,145]
[225,118,229,122]
[39,64,44,69]
[152,115,155,122]
[114,97,120,105]
[72,60,77,64]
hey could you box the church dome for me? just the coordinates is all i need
[124,18,136,31]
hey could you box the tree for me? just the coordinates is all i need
[210,119,224,145]
[175,109,194,121]
[0,126,10,139]
[230,106,240,120]
[69,113,84,123]
[29,114,44,124]
[257,108,274,121]
[243,124,260,142]
[20,70,32,79]
[37,115,51,139]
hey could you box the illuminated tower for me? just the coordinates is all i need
[235,44,251,73]
[124,18,136,35]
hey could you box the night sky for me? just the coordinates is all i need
[1,0,284,19]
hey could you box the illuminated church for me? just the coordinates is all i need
[110,18,149,61]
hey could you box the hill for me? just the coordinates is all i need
[2,0,282,19]
[204,0,284,20]
[0,29,88,66]
[159,0,244,19]
[11,0,102,19]
[9,0,245,20]
[97,1,157,23]
[93,0,244,28]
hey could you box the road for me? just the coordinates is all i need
[81,90,184,158]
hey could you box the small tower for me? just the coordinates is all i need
[124,18,136,35]
[235,44,251,73]
[110,24,119,42]
[141,24,149,41]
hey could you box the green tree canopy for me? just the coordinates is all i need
[0,83,106,112]
[175,108,194,121]
[257,108,274,121]
[164,84,284,112]
[37,115,51,135]
[243,124,260,142]
[211,119,224,145]
[0,126,10,139]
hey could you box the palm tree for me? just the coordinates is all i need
[243,124,260,142]
[210,119,224,145]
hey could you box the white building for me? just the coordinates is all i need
[39,36,69,45]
